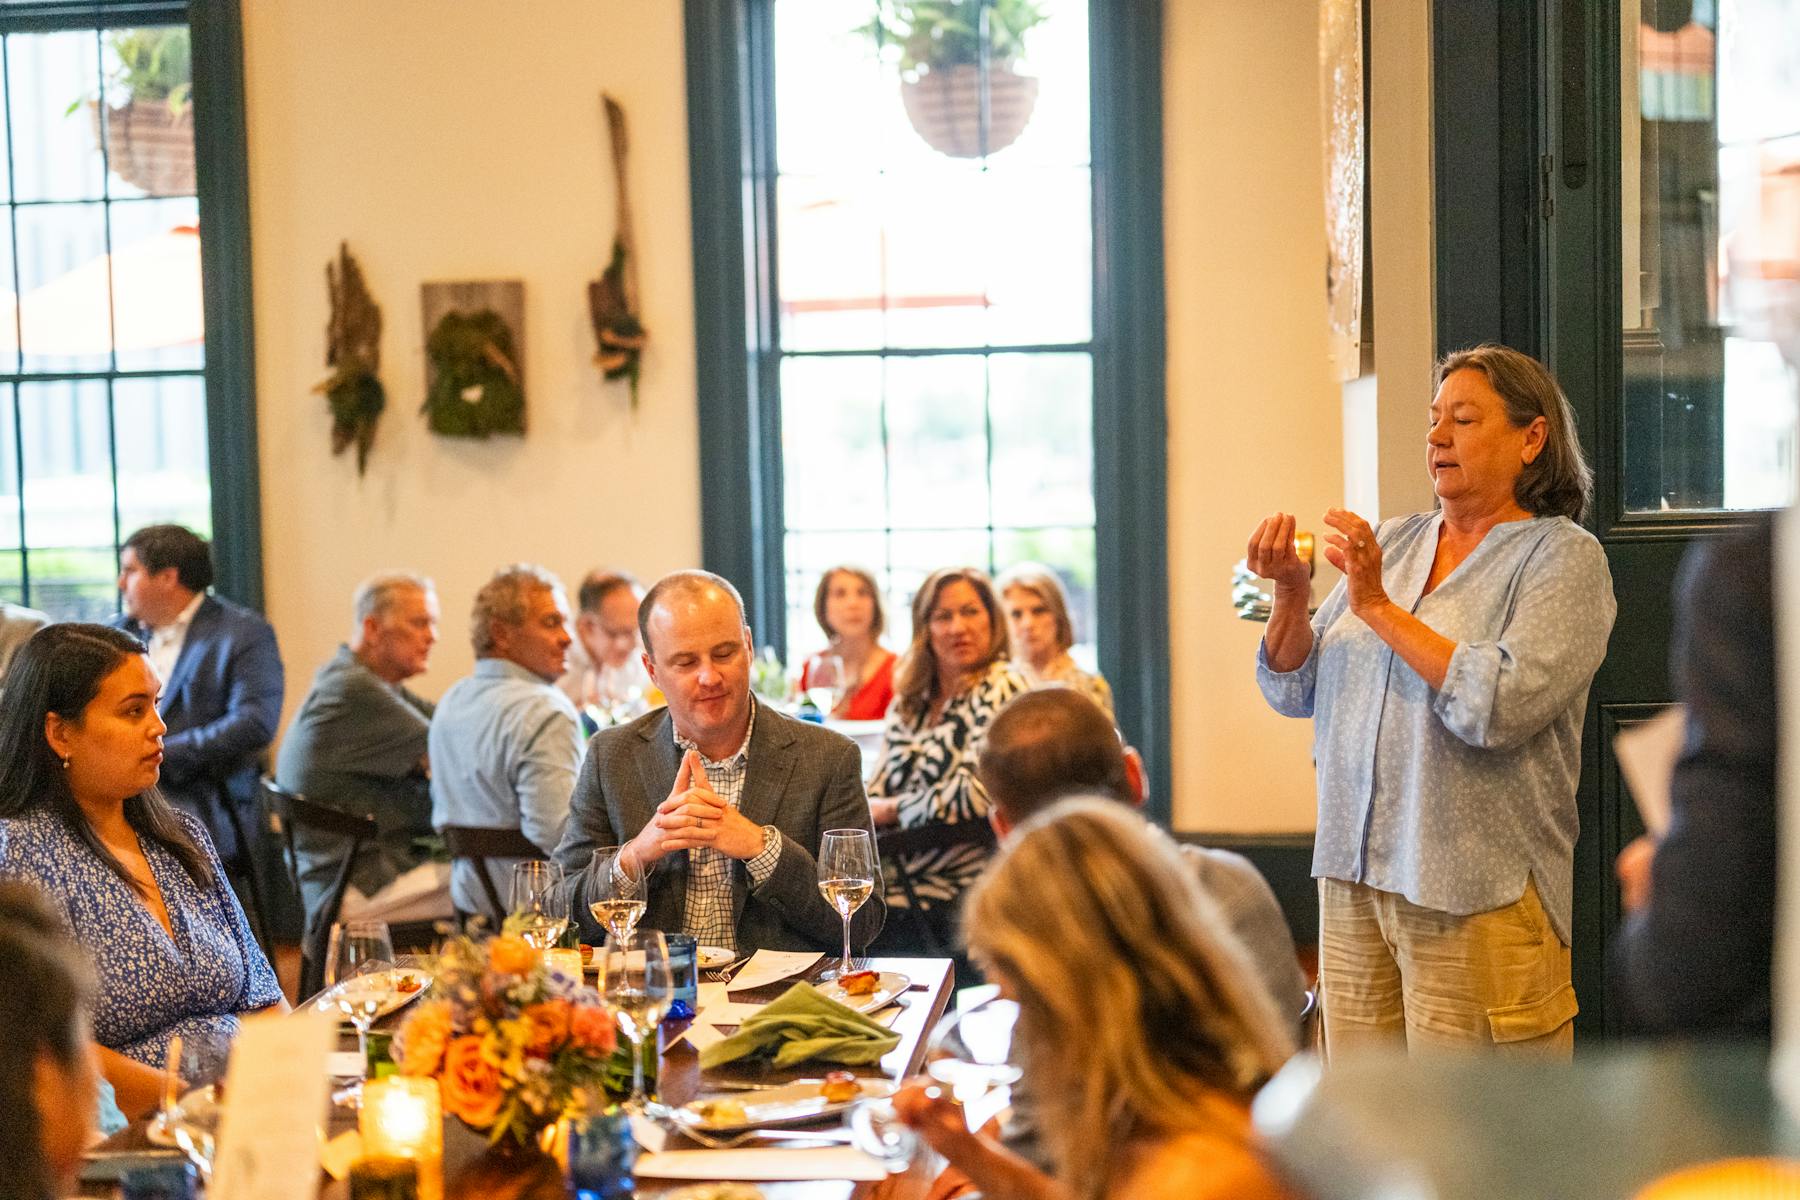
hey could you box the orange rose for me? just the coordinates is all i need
[488,933,537,976]
[569,1003,617,1056]
[521,1001,572,1058]
[440,1035,503,1128]
[395,999,454,1077]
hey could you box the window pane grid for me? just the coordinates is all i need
[0,19,205,616]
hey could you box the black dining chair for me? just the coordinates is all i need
[262,777,379,999]
[875,818,999,959]
[440,824,548,931]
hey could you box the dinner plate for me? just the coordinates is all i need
[814,971,910,1015]
[311,966,431,1022]
[581,945,743,972]
[673,1077,896,1133]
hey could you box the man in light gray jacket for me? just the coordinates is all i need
[556,570,882,955]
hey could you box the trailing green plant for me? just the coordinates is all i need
[422,309,525,438]
[857,0,1048,76]
[70,27,192,120]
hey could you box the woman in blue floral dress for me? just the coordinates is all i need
[0,624,282,1117]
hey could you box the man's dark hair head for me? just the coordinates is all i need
[122,524,213,593]
[978,687,1132,823]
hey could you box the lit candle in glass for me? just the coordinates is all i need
[360,1077,442,1200]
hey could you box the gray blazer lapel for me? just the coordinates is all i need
[732,710,799,924]
[634,713,688,929]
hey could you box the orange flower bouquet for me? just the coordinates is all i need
[392,929,616,1146]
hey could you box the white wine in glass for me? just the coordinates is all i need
[589,845,647,947]
[806,653,846,716]
[602,929,672,1110]
[510,860,568,949]
[817,828,877,980]
[589,897,648,945]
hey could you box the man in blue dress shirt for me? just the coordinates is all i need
[430,564,581,920]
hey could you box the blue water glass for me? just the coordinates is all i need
[663,932,699,1019]
[566,1108,638,1200]
[120,1162,197,1200]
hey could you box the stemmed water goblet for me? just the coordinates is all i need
[324,919,396,1103]
[602,929,672,1111]
[852,997,1022,1172]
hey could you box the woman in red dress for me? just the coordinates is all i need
[799,565,896,720]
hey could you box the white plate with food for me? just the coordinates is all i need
[675,1074,895,1133]
[581,944,743,972]
[311,966,431,1022]
[815,970,909,1014]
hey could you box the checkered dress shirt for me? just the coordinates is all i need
[612,701,781,951]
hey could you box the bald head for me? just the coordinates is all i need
[978,688,1136,826]
[638,570,748,661]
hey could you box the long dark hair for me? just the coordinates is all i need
[0,882,94,1200]
[0,623,214,892]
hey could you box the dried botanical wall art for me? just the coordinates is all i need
[588,93,647,405]
[420,280,525,438]
[315,241,385,474]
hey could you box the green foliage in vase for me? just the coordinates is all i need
[423,310,526,438]
[857,0,1048,76]
[106,27,192,118]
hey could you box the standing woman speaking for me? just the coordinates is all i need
[1250,345,1615,1057]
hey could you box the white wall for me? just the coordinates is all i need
[1163,2,1345,833]
[244,2,700,721]
[244,2,1419,837]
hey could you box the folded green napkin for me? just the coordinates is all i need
[699,981,902,1069]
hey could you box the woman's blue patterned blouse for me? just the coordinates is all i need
[0,806,281,1076]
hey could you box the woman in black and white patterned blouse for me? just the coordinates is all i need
[869,567,1026,949]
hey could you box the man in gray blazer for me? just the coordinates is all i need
[556,570,883,954]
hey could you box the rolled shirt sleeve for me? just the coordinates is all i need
[1433,533,1617,751]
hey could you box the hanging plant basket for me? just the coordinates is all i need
[96,100,195,196]
[899,62,1039,159]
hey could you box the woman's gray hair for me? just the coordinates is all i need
[1434,343,1593,521]
[352,571,435,629]
[470,564,565,656]
[995,562,1076,654]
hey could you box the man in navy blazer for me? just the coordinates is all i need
[111,525,285,873]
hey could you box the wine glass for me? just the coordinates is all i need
[324,920,396,1094]
[852,997,1022,1173]
[149,1027,229,1146]
[511,860,568,949]
[806,652,846,716]
[817,828,876,980]
[602,929,672,1110]
[588,845,648,948]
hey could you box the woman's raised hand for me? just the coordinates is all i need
[1246,513,1313,595]
[1321,507,1390,615]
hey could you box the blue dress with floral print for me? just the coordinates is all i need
[0,806,281,1076]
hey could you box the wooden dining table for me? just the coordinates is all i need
[90,955,957,1200]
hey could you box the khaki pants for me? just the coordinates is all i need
[1318,877,1577,1059]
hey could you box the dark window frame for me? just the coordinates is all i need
[685,0,1172,818]
[0,0,261,611]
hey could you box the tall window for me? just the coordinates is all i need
[1,15,209,620]
[772,0,1098,661]
[1620,1,1799,512]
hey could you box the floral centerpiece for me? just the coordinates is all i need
[391,928,617,1147]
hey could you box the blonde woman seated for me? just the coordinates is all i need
[798,565,897,720]
[996,563,1112,716]
[896,799,1297,1200]
[868,567,1025,947]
